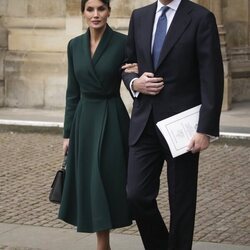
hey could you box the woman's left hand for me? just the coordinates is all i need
[121,63,138,74]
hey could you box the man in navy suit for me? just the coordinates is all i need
[122,0,224,249]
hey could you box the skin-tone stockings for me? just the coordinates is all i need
[96,230,111,250]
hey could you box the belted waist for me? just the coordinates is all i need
[81,93,120,99]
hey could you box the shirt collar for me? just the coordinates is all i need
[156,0,182,13]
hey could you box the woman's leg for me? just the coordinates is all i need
[96,230,111,250]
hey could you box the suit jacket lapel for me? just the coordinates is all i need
[157,0,192,70]
[142,2,157,72]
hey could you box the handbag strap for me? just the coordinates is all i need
[62,154,67,170]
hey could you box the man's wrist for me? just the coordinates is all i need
[130,78,139,98]
[132,79,138,92]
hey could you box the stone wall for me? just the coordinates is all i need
[222,0,250,103]
[0,0,8,107]
[0,0,249,109]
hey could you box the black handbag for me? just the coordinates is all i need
[49,155,67,204]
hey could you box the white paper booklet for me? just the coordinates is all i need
[156,105,201,158]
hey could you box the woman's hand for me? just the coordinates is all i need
[63,138,69,155]
[121,63,138,74]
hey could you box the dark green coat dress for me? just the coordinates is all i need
[58,25,132,233]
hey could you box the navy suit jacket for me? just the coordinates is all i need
[122,0,224,146]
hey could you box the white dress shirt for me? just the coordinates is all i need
[151,0,182,51]
[130,0,182,97]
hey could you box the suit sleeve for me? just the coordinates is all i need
[196,12,224,137]
[122,11,139,96]
[63,40,80,138]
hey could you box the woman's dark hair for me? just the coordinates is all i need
[81,0,110,13]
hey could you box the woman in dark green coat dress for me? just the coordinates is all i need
[58,0,137,249]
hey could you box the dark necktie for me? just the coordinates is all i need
[152,6,170,69]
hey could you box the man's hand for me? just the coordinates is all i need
[132,72,164,95]
[187,132,210,154]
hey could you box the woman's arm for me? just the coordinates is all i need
[63,40,80,138]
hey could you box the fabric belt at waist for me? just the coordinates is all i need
[81,93,120,99]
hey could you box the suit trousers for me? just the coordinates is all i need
[127,113,199,250]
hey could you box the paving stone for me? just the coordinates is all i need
[0,130,249,246]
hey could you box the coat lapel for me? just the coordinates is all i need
[157,0,192,70]
[81,31,101,84]
[81,25,113,85]
[92,25,113,66]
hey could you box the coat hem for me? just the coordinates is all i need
[58,217,132,233]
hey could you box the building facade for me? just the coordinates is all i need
[0,0,249,110]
